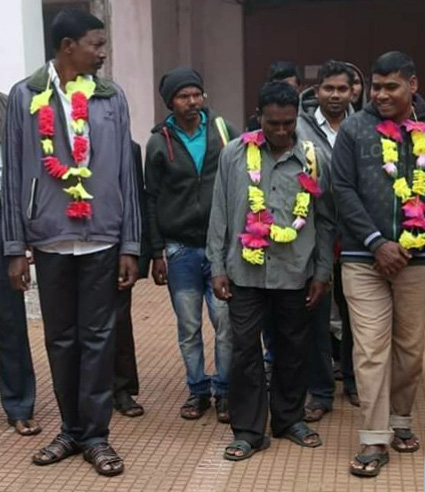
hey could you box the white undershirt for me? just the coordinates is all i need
[314,107,338,148]
[37,62,113,256]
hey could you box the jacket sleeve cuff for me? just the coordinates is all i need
[3,241,26,256]
[313,265,331,283]
[368,236,388,253]
[119,242,141,256]
[211,263,227,278]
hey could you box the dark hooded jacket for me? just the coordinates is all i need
[296,87,355,167]
[332,94,425,263]
[145,109,239,258]
[345,62,368,112]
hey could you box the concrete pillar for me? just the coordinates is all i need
[0,0,45,94]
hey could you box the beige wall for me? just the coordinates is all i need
[109,0,244,149]
[109,0,155,149]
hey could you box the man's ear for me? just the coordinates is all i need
[410,75,418,94]
[61,37,75,55]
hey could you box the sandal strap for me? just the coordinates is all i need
[394,428,415,440]
[305,401,328,412]
[182,394,210,409]
[215,397,228,413]
[355,452,388,465]
[84,444,122,467]
[40,435,78,459]
[225,440,252,455]
[287,422,319,440]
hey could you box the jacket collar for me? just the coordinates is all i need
[26,64,117,98]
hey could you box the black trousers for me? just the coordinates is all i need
[114,288,139,395]
[34,247,118,447]
[228,283,310,448]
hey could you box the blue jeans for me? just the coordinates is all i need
[166,243,232,397]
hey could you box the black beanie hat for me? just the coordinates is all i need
[159,67,204,109]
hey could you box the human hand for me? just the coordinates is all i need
[8,255,30,291]
[152,258,168,285]
[373,241,411,277]
[306,280,327,310]
[212,275,232,301]
[118,255,139,290]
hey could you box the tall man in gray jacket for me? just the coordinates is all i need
[2,10,140,476]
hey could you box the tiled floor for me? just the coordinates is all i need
[0,278,423,491]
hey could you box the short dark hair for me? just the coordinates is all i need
[371,51,416,80]
[51,9,104,51]
[317,60,354,86]
[258,81,299,113]
[267,61,302,85]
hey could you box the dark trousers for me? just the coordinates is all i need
[114,288,139,396]
[228,284,310,448]
[0,246,36,421]
[308,290,335,409]
[333,262,356,394]
[34,247,118,447]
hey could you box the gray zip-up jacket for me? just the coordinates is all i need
[1,64,141,257]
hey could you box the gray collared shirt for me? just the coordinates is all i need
[206,136,335,290]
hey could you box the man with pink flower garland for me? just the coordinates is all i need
[207,81,335,461]
[332,51,425,477]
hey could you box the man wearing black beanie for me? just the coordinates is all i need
[145,67,239,423]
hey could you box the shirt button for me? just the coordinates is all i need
[272,187,276,191]
[267,256,271,260]
[270,209,274,213]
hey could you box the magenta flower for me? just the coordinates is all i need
[245,210,274,236]
[402,196,425,219]
[241,130,266,146]
[298,172,322,197]
[376,120,403,142]
[403,120,425,132]
[239,233,270,248]
[248,170,261,183]
[402,218,425,229]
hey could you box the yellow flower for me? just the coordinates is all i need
[246,143,261,171]
[393,178,412,202]
[270,225,297,243]
[65,76,96,99]
[381,138,398,163]
[71,119,86,134]
[412,130,425,155]
[63,182,93,200]
[412,169,425,196]
[248,186,266,213]
[41,138,54,155]
[399,231,425,250]
[61,167,92,181]
[293,192,311,217]
[30,89,53,114]
[242,247,264,265]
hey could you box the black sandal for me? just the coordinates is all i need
[180,394,211,420]
[282,422,322,448]
[350,451,389,477]
[215,396,229,424]
[33,434,81,466]
[114,391,144,418]
[83,443,124,477]
[391,428,420,453]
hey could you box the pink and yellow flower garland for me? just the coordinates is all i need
[239,131,321,265]
[377,119,425,249]
[30,76,96,220]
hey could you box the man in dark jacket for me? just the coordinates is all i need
[332,51,424,477]
[2,10,140,476]
[297,61,357,419]
[0,93,40,437]
[145,67,239,423]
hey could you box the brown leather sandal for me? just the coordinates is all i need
[83,443,124,477]
[33,434,81,466]
[180,394,211,420]
[8,418,42,436]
